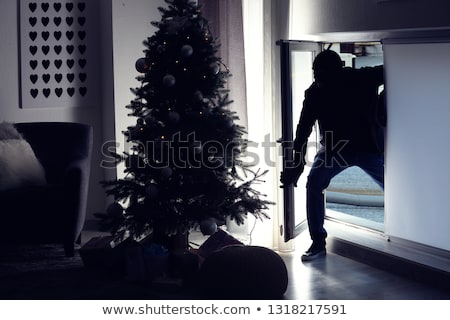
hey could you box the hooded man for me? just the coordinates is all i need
[281,50,385,261]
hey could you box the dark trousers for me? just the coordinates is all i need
[306,149,384,244]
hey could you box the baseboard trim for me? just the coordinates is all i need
[325,221,450,291]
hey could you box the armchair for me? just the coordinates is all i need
[0,122,93,256]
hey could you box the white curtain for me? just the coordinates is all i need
[199,0,248,130]
[200,0,295,250]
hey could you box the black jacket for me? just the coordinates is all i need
[294,65,385,158]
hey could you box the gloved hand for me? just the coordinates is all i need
[280,165,303,187]
[280,152,304,187]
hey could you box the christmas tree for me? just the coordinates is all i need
[99,0,272,246]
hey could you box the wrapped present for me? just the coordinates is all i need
[197,229,243,259]
[79,236,130,275]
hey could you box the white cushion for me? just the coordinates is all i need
[0,122,23,140]
[0,123,46,191]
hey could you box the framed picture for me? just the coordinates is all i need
[19,1,99,108]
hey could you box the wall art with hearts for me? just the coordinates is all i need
[20,1,98,108]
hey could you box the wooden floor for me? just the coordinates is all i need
[81,229,449,300]
[278,231,450,300]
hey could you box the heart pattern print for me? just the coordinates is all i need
[20,1,96,108]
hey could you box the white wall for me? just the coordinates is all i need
[291,0,450,38]
[384,41,450,251]
[0,0,113,220]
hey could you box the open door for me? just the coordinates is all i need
[277,40,322,242]
[278,40,385,242]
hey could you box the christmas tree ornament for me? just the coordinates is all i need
[140,91,149,100]
[144,114,155,125]
[193,90,203,102]
[127,126,142,141]
[165,16,191,35]
[200,218,217,235]
[106,202,123,217]
[180,44,194,57]
[145,183,159,199]
[207,155,224,168]
[135,58,149,73]
[160,166,173,179]
[167,110,181,125]
[126,154,144,170]
[162,74,176,87]
[200,106,211,116]
[225,118,234,128]
[192,142,202,154]
[209,63,220,75]
[157,44,165,54]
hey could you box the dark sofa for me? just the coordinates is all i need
[0,122,93,256]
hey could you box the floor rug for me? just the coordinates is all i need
[0,244,187,300]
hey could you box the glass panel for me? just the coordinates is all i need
[291,51,318,228]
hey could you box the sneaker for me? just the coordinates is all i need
[301,242,326,261]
